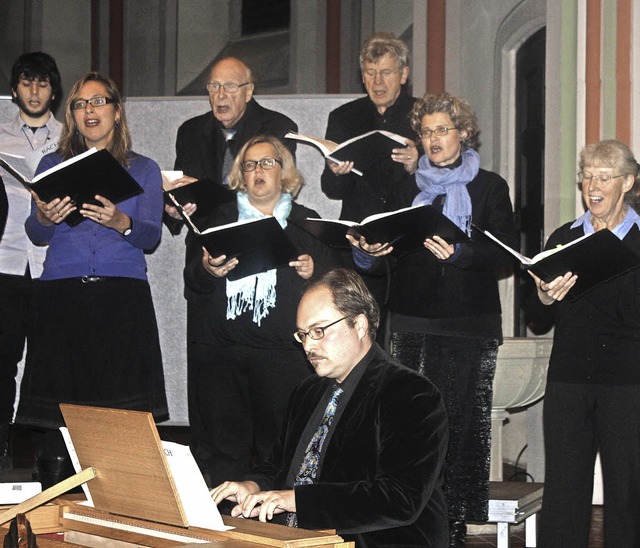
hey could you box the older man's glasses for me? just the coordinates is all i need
[362,69,398,80]
[577,172,626,186]
[206,82,250,94]
[72,97,114,110]
[241,157,282,172]
[293,314,354,344]
[420,126,457,139]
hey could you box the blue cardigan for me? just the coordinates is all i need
[25,151,163,281]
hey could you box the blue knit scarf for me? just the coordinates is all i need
[413,148,480,236]
[226,192,292,326]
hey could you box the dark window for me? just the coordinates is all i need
[242,0,290,35]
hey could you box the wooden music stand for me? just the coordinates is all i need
[2,404,354,547]
[59,403,190,527]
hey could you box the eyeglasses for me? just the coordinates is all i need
[293,314,354,344]
[577,172,626,186]
[72,96,114,110]
[206,82,250,94]
[241,157,282,172]
[419,126,457,139]
[362,69,398,80]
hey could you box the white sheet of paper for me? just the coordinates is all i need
[161,441,231,531]
[59,426,95,506]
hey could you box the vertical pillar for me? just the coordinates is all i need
[109,0,124,92]
[615,0,632,143]
[91,0,100,71]
[326,0,341,93]
[585,0,601,144]
[426,0,445,92]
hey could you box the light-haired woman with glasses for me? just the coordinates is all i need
[530,140,640,547]
[184,134,340,490]
[351,91,518,547]
[17,72,167,482]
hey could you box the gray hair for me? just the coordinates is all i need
[580,140,640,210]
[359,32,409,70]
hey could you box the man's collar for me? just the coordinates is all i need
[15,110,53,131]
[336,341,376,391]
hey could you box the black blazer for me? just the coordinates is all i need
[249,344,449,548]
[167,99,298,235]
[320,93,418,222]
[174,98,298,181]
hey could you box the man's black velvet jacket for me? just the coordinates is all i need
[248,343,450,548]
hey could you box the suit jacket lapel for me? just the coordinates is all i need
[201,113,223,182]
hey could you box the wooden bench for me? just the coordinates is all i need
[487,481,544,548]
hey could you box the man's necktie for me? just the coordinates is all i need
[221,128,237,184]
[287,385,344,527]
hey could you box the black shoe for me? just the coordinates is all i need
[0,450,11,472]
[449,520,467,547]
[0,423,11,471]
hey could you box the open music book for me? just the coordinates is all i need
[292,204,469,256]
[162,170,234,231]
[480,227,640,297]
[0,140,59,189]
[184,214,300,280]
[285,129,408,176]
[2,147,143,227]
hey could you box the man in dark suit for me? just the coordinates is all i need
[168,57,298,478]
[212,269,449,548]
[320,33,418,223]
[166,56,298,228]
[320,34,419,344]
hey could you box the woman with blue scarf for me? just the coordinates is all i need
[353,92,517,547]
[531,141,640,547]
[183,135,339,489]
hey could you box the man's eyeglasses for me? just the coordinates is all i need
[72,96,115,110]
[362,69,398,80]
[419,126,457,139]
[206,82,250,94]
[577,172,626,186]
[241,157,282,172]
[293,314,354,344]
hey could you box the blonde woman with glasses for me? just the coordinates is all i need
[183,135,340,490]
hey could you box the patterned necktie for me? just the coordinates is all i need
[287,385,344,527]
[221,128,237,183]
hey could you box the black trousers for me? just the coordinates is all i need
[391,331,497,523]
[190,342,312,488]
[0,273,34,427]
[540,381,640,548]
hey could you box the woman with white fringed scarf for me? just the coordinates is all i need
[183,134,341,492]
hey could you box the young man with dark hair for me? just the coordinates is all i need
[0,51,62,469]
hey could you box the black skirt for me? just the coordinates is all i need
[16,277,169,429]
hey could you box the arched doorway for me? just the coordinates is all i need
[513,27,548,336]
